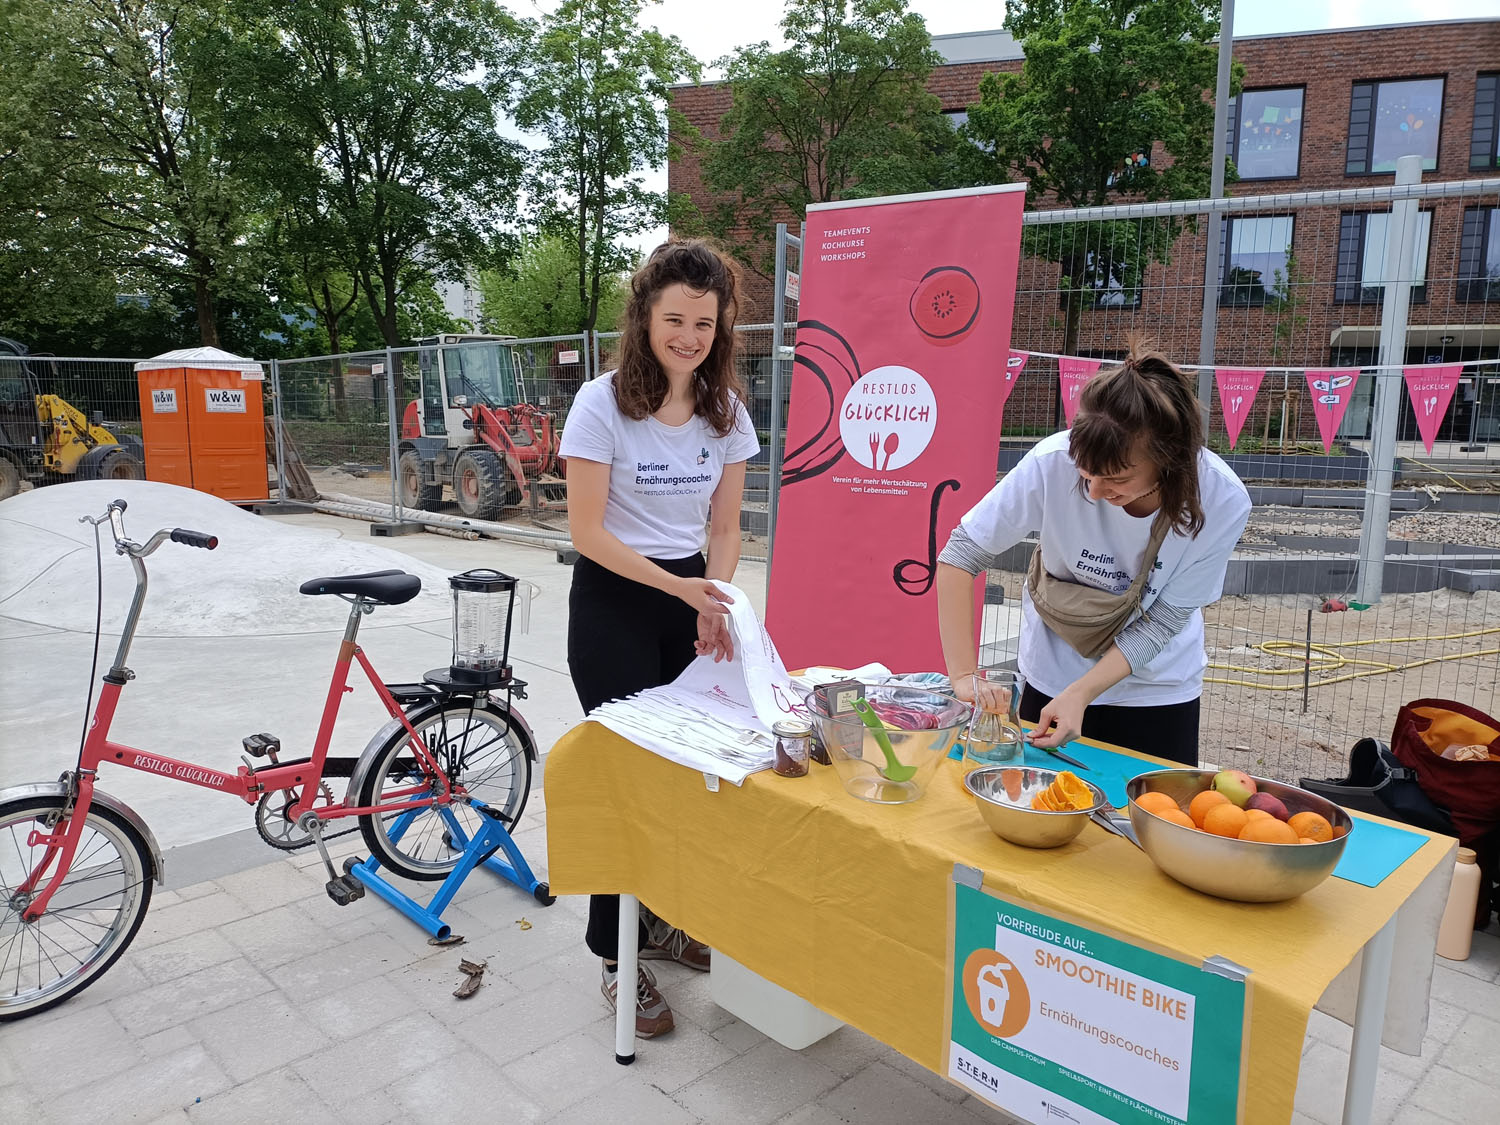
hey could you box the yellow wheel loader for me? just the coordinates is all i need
[0,337,145,500]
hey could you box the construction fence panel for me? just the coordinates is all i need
[974,176,1500,787]
[272,348,398,510]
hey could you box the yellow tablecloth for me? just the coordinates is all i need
[544,723,1451,1125]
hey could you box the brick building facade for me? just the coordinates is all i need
[669,19,1500,442]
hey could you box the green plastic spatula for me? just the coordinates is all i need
[852,698,918,782]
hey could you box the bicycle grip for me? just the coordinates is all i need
[170,528,219,549]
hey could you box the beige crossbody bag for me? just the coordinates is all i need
[1025,514,1171,660]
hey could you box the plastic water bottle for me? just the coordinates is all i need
[1436,848,1481,961]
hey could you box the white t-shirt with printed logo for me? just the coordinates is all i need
[958,430,1251,705]
[559,374,761,558]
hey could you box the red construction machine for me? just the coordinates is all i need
[397,334,566,520]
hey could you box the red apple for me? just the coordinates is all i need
[1245,792,1290,821]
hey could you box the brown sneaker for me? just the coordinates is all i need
[641,912,711,972]
[602,963,674,1038]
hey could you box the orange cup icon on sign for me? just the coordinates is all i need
[962,949,1031,1038]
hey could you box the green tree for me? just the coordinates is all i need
[513,0,696,333]
[248,0,528,347]
[478,234,628,338]
[692,0,951,266]
[963,0,1237,359]
[0,0,263,347]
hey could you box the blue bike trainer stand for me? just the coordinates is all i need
[349,801,553,941]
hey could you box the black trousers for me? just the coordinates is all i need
[1019,683,1200,767]
[567,552,705,960]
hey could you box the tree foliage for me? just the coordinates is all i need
[963,0,1237,356]
[478,234,629,339]
[514,0,696,332]
[693,0,954,265]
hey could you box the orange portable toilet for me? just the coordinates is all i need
[135,348,268,502]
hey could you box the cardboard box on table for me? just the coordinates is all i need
[134,347,268,502]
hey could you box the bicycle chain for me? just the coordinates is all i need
[253,783,358,851]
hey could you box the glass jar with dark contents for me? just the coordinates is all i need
[772,718,814,777]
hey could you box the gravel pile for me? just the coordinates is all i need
[1239,507,1500,550]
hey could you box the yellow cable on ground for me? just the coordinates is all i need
[1397,453,1475,492]
[1204,624,1500,692]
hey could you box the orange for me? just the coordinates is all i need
[1288,812,1334,843]
[1298,837,1320,844]
[1055,772,1092,809]
[1155,808,1196,830]
[1189,790,1230,828]
[1244,808,1273,822]
[1202,803,1249,838]
[1239,818,1299,844]
[1135,792,1179,816]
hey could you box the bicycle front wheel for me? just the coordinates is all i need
[0,795,153,1020]
[356,699,534,881]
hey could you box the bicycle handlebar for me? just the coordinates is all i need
[84,499,218,556]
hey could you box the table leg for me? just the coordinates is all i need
[1342,915,1397,1124]
[616,892,639,1065]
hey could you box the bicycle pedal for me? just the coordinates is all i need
[325,874,365,906]
[243,732,281,760]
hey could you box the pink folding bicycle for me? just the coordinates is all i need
[0,498,539,1019]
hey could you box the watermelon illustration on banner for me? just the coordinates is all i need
[1402,364,1464,454]
[999,350,1028,413]
[1305,368,1360,453]
[1213,368,1266,449]
[1058,356,1104,425]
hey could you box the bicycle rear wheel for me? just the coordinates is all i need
[356,699,534,881]
[0,795,153,1020]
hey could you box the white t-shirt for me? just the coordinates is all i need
[559,374,761,557]
[958,430,1251,705]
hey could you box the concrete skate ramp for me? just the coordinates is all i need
[0,481,454,635]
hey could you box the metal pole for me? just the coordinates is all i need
[270,358,287,503]
[384,346,401,524]
[1355,154,1422,606]
[1342,915,1397,1125]
[1195,0,1235,428]
[767,223,789,573]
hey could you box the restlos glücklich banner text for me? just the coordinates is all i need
[767,185,1026,671]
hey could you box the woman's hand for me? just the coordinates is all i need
[950,671,976,704]
[695,610,734,662]
[1028,687,1087,748]
[675,576,733,617]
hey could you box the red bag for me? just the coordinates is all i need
[1390,698,1500,928]
[1390,698,1500,845]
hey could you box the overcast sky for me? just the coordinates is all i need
[503,0,1498,255]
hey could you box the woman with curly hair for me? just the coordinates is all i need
[560,239,759,1038]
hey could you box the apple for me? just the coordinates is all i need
[1212,768,1257,808]
[1245,792,1290,821]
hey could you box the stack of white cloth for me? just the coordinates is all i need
[587,582,801,784]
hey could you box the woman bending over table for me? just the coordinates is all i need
[560,240,759,1038]
[935,341,1251,765]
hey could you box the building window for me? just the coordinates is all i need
[1059,251,1142,310]
[1458,206,1500,303]
[944,109,969,130]
[1228,88,1304,180]
[1473,73,1499,171]
[1346,77,1444,175]
[1334,210,1432,304]
[1220,216,1294,306]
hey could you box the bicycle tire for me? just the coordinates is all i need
[355,699,534,881]
[0,795,153,1020]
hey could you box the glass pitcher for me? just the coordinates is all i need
[963,669,1025,770]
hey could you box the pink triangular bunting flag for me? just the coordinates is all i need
[997,350,1028,414]
[1402,364,1463,454]
[1058,356,1104,425]
[1305,368,1361,453]
[1214,368,1266,450]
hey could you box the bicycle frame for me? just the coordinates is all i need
[20,510,454,921]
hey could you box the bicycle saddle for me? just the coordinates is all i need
[298,569,421,605]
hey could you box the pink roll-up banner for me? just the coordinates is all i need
[1402,364,1464,454]
[1058,356,1104,425]
[1305,368,1361,453]
[766,184,1027,671]
[1213,368,1266,450]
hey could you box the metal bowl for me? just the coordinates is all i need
[1126,770,1353,903]
[965,765,1108,849]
